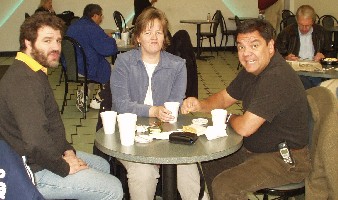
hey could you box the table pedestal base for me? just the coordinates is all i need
[162,164,178,200]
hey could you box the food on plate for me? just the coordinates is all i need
[148,126,162,133]
[323,57,338,62]
[182,125,197,134]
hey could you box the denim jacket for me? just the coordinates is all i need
[276,23,333,58]
[110,49,187,116]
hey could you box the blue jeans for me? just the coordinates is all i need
[34,151,123,200]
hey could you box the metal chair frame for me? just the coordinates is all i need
[60,36,100,118]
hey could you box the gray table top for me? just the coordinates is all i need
[180,20,216,24]
[297,66,338,79]
[95,115,243,165]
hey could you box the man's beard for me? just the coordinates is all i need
[31,46,60,68]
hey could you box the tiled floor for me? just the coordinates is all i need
[0,51,304,200]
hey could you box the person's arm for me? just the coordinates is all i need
[229,111,266,137]
[181,89,237,114]
[111,54,151,116]
[7,71,72,177]
[90,25,118,57]
[276,27,300,59]
[150,56,187,121]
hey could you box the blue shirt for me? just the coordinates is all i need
[110,49,187,116]
[66,17,118,83]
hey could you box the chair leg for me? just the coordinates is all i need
[208,38,212,54]
[213,37,218,55]
[219,34,224,49]
[61,82,68,114]
[58,67,64,86]
[83,83,87,119]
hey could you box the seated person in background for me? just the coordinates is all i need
[35,0,55,14]
[132,0,158,25]
[66,4,118,111]
[181,19,310,200]
[0,12,123,200]
[275,5,333,89]
[111,7,207,200]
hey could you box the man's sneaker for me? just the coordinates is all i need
[76,90,87,113]
[90,97,102,109]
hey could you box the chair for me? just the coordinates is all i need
[318,15,338,45]
[58,16,81,86]
[167,30,198,98]
[199,10,222,55]
[256,86,337,200]
[318,15,338,29]
[280,15,296,31]
[25,12,30,19]
[219,12,237,52]
[113,11,126,33]
[305,86,338,199]
[281,10,294,20]
[60,36,100,118]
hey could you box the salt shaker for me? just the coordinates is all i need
[207,13,211,22]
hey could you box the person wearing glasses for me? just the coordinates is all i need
[66,4,118,112]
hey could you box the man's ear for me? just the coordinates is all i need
[268,39,275,53]
[25,39,32,50]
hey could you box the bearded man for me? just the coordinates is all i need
[0,12,123,200]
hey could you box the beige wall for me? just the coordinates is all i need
[1,0,337,52]
[1,0,258,52]
[294,0,338,17]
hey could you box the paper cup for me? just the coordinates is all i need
[121,32,129,46]
[211,109,227,127]
[117,113,137,146]
[100,111,117,134]
[164,102,180,123]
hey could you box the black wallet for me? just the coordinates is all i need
[169,132,198,145]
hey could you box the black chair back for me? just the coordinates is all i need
[280,15,296,31]
[319,15,338,29]
[210,10,222,34]
[60,36,100,118]
[113,11,126,33]
[282,10,294,20]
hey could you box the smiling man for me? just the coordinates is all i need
[0,12,123,200]
[181,19,311,200]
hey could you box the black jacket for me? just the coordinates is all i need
[275,23,334,58]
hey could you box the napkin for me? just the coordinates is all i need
[205,125,228,140]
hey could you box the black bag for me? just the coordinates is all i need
[169,132,198,145]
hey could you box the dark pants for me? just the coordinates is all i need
[202,146,310,200]
[0,140,45,200]
[299,75,322,90]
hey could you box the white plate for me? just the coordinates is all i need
[192,118,208,126]
[135,135,153,143]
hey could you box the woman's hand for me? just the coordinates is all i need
[150,106,174,122]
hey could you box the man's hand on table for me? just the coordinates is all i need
[313,52,325,62]
[285,54,299,61]
[181,97,201,114]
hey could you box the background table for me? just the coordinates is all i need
[296,65,338,79]
[95,115,243,200]
[180,20,216,60]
